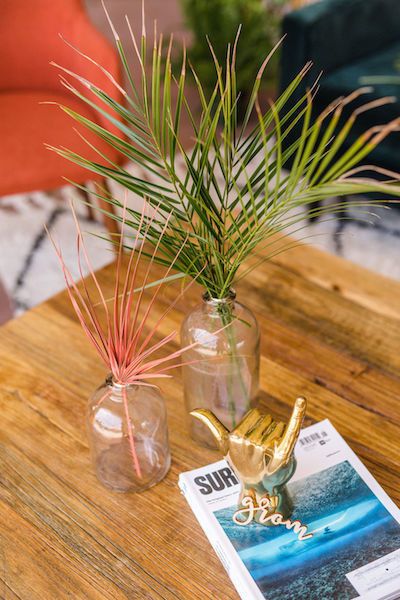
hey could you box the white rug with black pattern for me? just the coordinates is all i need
[0,186,114,316]
[1,175,400,318]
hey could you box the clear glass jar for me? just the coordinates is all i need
[181,291,260,447]
[87,376,170,492]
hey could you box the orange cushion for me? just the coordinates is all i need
[0,90,121,196]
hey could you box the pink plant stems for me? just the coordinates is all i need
[48,198,233,483]
[122,384,142,479]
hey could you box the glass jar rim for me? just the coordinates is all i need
[105,375,160,392]
[202,289,236,305]
[106,374,126,389]
[106,374,141,390]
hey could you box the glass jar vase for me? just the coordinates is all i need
[181,291,260,447]
[87,376,170,492]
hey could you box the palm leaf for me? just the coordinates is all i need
[50,6,400,298]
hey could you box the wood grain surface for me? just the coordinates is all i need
[0,241,399,599]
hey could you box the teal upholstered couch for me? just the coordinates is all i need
[280,0,400,177]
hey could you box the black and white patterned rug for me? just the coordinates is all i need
[1,174,400,318]
[0,186,114,316]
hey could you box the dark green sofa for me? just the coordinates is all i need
[280,0,400,180]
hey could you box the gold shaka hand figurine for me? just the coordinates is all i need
[191,397,307,521]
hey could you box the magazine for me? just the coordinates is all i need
[178,420,400,600]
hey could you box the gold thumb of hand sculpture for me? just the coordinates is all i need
[191,397,307,521]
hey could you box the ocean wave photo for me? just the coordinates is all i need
[215,461,400,599]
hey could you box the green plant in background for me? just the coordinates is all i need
[180,0,287,112]
[49,5,400,432]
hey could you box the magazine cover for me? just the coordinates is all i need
[179,420,400,600]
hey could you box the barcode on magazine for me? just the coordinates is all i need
[299,431,328,446]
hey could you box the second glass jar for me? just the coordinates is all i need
[181,291,260,447]
[87,376,171,492]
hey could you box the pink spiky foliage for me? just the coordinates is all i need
[48,202,201,479]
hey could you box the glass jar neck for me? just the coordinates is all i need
[105,375,160,395]
[202,289,236,315]
[202,289,236,306]
[105,374,137,397]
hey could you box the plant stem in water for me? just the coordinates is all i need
[122,385,142,478]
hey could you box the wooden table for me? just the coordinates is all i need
[1,241,400,599]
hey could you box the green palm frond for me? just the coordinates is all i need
[50,3,400,298]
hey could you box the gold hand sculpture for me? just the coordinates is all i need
[191,397,306,520]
